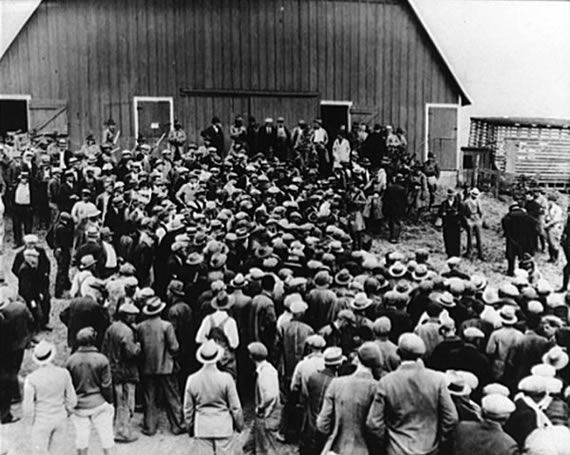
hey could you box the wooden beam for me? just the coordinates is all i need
[180,88,320,98]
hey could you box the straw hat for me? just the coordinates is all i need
[32,340,56,365]
[196,340,223,365]
[143,296,166,316]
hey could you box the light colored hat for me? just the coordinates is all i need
[482,287,499,304]
[32,340,56,365]
[463,327,485,340]
[499,283,519,298]
[483,383,510,397]
[248,341,269,360]
[542,346,569,370]
[446,371,472,396]
[351,292,372,311]
[481,394,515,419]
[23,234,39,244]
[118,302,140,315]
[527,300,544,314]
[437,291,456,308]
[531,363,556,378]
[471,275,488,291]
[230,273,247,289]
[499,305,518,325]
[143,296,166,316]
[305,334,326,349]
[446,256,461,267]
[536,279,554,295]
[388,262,407,279]
[470,187,480,197]
[79,254,97,270]
[196,340,223,364]
[518,375,549,394]
[397,333,426,356]
[290,298,308,315]
[373,317,392,336]
[323,347,344,366]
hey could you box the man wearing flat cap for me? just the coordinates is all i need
[367,333,458,455]
[101,301,141,443]
[451,394,518,455]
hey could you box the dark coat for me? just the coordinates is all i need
[0,301,34,354]
[504,330,551,390]
[12,247,50,290]
[60,296,110,349]
[383,183,407,219]
[502,207,538,255]
[136,316,179,375]
[452,420,519,455]
[201,125,225,155]
[256,126,277,154]
[101,320,141,383]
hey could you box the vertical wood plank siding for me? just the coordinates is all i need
[0,0,460,155]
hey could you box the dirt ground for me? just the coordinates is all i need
[0,191,565,454]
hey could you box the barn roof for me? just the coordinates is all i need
[0,0,471,105]
[473,117,570,129]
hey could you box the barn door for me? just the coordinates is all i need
[427,105,458,170]
[134,97,173,146]
[29,99,68,136]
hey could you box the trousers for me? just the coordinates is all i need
[12,203,33,246]
[114,382,136,440]
[70,402,115,450]
[141,374,184,435]
[31,414,68,454]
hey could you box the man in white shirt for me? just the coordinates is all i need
[545,193,564,263]
[311,119,330,177]
[12,170,33,247]
[332,131,351,169]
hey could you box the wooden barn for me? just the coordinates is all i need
[0,0,470,171]
[469,117,570,188]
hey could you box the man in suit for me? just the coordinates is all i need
[136,297,185,436]
[451,394,519,455]
[183,340,244,454]
[300,347,343,455]
[256,118,277,159]
[502,202,539,276]
[201,117,225,157]
[317,342,383,455]
[12,234,51,330]
[11,170,34,247]
[366,333,458,455]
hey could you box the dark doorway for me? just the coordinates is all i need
[135,98,173,144]
[0,99,28,138]
[320,103,350,140]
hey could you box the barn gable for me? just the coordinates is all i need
[0,0,470,168]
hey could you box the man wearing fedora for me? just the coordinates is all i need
[136,296,185,436]
[23,340,77,454]
[486,304,524,381]
[166,279,195,391]
[196,290,239,380]
[184,340,244,455]
[300,346,344,455]
[437,188,464,258]
[66,327,115,455]
[367,333,458,455]
[318,342,382,454]
[306,270,338,331]
[101,301,141,443]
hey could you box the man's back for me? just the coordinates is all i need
[367,361,458,455]
[452,420,519,455]
[184,367,242,438]
[24,364,77,418]
[317,371,378,455]
[136,316,179,375]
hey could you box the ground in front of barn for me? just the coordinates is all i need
[0,192,565,454]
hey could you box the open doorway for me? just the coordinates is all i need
[320,101,352,139]
[0,96,30,138]
[134,96,174,146]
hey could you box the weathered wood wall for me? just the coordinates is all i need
[0,0,462,156]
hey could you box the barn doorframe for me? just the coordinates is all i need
[133,96,174,140]
[424,102,460,168]
[320,100,353,136]
[0,94,31,135]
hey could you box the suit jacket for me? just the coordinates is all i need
[201,125,224,155]
[136,316,179,375]
[256,126,277,154]
[318,369,380,455]
[101,320,140,384]
[366,360,458,455]
[12,247,50,289]
[451,420,519,455]
[183,366,243,438]
[306,287,338,331]
[504,330,551,390]
[0,300,34,354]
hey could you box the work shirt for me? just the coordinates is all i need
[14,182,31,205]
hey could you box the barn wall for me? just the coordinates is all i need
[0,0,460,157]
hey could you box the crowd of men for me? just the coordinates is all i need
[0,115,570,455]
